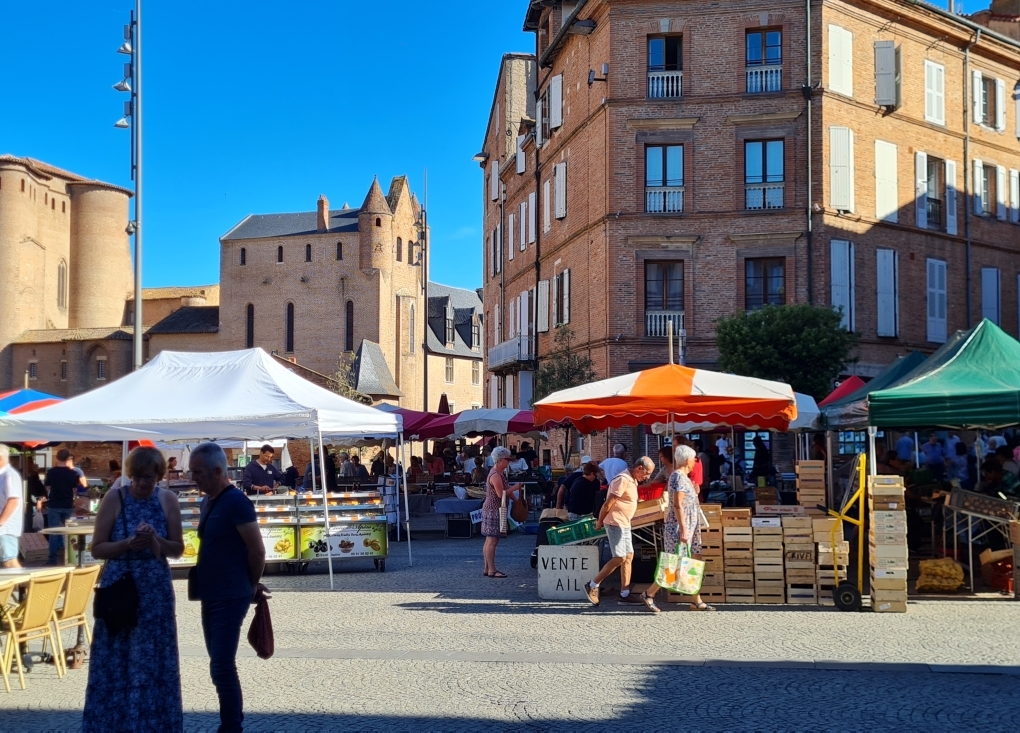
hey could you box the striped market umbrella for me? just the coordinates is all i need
[416,409,539,441]
[0,389,64,415]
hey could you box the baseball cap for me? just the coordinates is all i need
[581,455,592,464]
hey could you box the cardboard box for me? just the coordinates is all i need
[869,543,908,560]
[871,600,908,613]
[870,532,906,546]
[871,587,909,602]
[871,556,908,571]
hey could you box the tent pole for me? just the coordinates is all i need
[317,429,334,591]
[913,432,920,468]
[399,432,412,566]
[825,431,834,509]
[121,441,128,478]
[867,426,877,477]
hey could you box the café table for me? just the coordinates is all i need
[40,523,96,663]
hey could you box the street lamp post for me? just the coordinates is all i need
[114,2,143,370]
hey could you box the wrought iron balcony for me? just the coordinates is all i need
[645,186,685,213]
[926,197,943,230]
[746,65,782,93]
[745,183,785,210]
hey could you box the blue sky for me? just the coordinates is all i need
[0,1,533,292]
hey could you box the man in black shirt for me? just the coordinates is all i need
[566,462,602,519]
[519,442,539,469]
[45,448,85,564]
[242,445,286,495]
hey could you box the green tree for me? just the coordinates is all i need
[534,326,598,465]
[715,304,859,400]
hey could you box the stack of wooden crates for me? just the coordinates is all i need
[869,475,908,613]
[700,503,724,604]
[752,517,784,603]
[782,516,816,603]
[795,460,827,515]
[814,516,847,605]
[722,508,753,603]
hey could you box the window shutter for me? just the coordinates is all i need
[536,99,543,146]
[982,267,1001,324]
[562,269,571,324]
[829,126,853,211]
[924,61,945,125]
[537,280,550,332]
[914,150,928,229]
[554,163,567,219]
[543,180,551,232]
[490,160,499,201]
[1010,169,1020,224]
[496,223,502,273]
[830,240,852,330]
[516,135,526,174]
[519,201,527,250]
[489,376,498,408]
[828,25,853,97]
[508,295,516,338]
[518,371,534,410]
[519,289,530,338]
[973,160,984,215]
[996,165,1008,220]
[995,78,1006,132]
[945,160,958,235]
[505,374,514,409]
[550,75,563,129]
[874,41,896,106]
[528,191,537,243]
[494,303,500,344]
[972,70,983,125]
[551,275,559,327]
[507,213,515,261]
[876,249,898,337]
[927,259,947,343]
[1016,87,1020,138]
[875,140,898,222]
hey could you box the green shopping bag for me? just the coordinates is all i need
[653,543,705,595]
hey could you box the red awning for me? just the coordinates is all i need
[817,376,866,408]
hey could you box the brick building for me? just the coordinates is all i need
[480,0,1020,437]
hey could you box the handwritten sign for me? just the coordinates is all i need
[537,545,599,600]
[469,509,483,525]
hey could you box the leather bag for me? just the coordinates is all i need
[247,585,274,659]
[510,486,529,523]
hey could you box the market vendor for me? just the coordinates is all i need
[242,444,286,495]
[424,451,445,477]
[980,458,1020,498]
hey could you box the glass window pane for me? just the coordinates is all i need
[665,37,681,70]
[648,38,664,70]
[665,264,683,309]
[645,263,664,309]
[746,32,762,65]
[665,146,683,186]
[766,141,784,182]
[745,142,763,183]
[646,146,663,187]
[766,31,782,63]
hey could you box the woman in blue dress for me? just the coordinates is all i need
[83,447,184,733]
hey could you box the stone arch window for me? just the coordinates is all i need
[305,243,312,262]
[336,242,343,260]
[409,303,415,354]
[57,259,67,310]
[285,302,295,353]
[240,247,246,265]
[21,179,25,192]
[396,237,403,262]
[408,240,415,263]
[246,303,255,348]
[62,201,66,213]
[375,217,381,227]
[277,245,284,263]
[345,300,354,352]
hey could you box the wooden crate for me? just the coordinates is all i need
[870,598,907,613]
[725,571,754,585]
[816,581,838,606]
[870,566,907,580]
[754,557,784,573]
[724,588,755,603]
[701,539,724,557]
[755,591,785,604]
[701,503,723,519]
[723,526,752,540]
[868,497,904,511]
[752,525,783,535]
[871,577,908,591]
[702,555,724,573]
[721,508,752,527]
[787,584,818,604]
[751,516,782,529]
[724,548,753,560]
[813,517,843,535]
[785,568,817,584]
[782,516,814,529]
[702,572,725,588]
[754,574,785,586]
[796,460,825,473]
[870,531,906,546]
[871,587,909,603]
[784,547,815,568]
[868,475,905,492]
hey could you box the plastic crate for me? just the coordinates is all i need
[546,524,580,545]
[638,483,666,501]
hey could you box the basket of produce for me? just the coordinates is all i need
[914,557,965,592]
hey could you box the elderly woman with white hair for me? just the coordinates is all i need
[480,446,523,578]
[639,443,716,613]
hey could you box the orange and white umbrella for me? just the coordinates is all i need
[532,364,797,433]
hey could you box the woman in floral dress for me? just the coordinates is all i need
[480,446,522,578]
[83,447,184,733]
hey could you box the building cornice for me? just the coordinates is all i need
[627,235,700,248]
[727,231,803,244]
[726,111,802,125]
[627,117,700,131]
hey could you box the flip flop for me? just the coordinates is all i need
[690,602,717,611]
[488,570,507,578]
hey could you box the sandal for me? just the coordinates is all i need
[487,571,507,578]
[641,592,661,614]
[690,602,717,611]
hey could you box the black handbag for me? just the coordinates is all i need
[93,489,139,636]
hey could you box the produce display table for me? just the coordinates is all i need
[942,489,1019,592]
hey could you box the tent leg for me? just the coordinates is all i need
[867,427,877,477]
[121,441,129,478]
[317,430,334,591]
[399,433,412,566]
[914,432,920,468]
[825,431,834,509]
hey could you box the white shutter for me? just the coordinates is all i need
[876,249,899,337]
[995,78,1006,132]
[828,25,853,97]
[996,165,1007,220]
[536,280,550,332]
[504,374,514,409]
[549,74,563,129]
[543,179,551,232]
[1010,169,1020,224]
[945,160,958,235]
[973,159,984,215]
[914,150,928,229]
[875,140,898,222]
[489,377,498,408]
[490,160,499,201]
[519,289,530,338]
[519,201,527,250]
[516,135,526,174]
[927,259,947,343]
[551,274,559,327]
[562,269,571,324]
[507,213,515,261]
[536,98,543,147]
[508,295,517,338]
[497,222,503,272]
[518,371,534,410]
[527,191,537,243]
[829,126,853,211]
[874,41,897,106]
[982,267,1001,324]
[554,163,567,219]
[924,61,945,125]
[973,70,983,125]
[494,303,500,344]
[848,129,855,213]
[830,240,853,330]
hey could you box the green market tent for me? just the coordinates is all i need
[821,350,928,429]
[868,319,1020,429]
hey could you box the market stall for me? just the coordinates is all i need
[415,408,541,441]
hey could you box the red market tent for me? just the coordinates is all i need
[416,409,538,441]
[817,376,866,408]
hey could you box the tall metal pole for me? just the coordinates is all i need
[421,169,429,413]
[132,0,144,370]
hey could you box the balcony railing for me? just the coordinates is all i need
[648,70,683,99]
[745,183,785,210]
[926,197,943,230]
[645,310,685,338]
[645,186,685,213]
[746,65,782,93]
[487,334,534,371]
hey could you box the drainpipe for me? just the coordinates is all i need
[963,28,980,329]
[534,133,542,366]
[804,0,814,305]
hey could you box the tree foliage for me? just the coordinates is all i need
[331,352,372,405]
[715,305,859,400]
[534,326,598,466]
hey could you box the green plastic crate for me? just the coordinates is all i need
[546,524,579,545]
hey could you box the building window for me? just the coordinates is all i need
[981,75,997,128]
[57,259,67,310]
[21,179,24,192]
[645,145,684,213]
[647,35,682,98]
[246,304,255,348]
[240,247,246,265]
[472,360,481,385]
[96,358,107,381]
[980,164,994,216]
[396,237,402,262]
[336,242,343,260]
[51,198,55,210]
[409,303,415,354]
[445,357,455,383]
[61,201,65,213]
[305,244,312,262]
[277,245,283,263]
[926,156,945,230]
[60,360,67,381]
[471,317,481,351]
[445,306,455,345]
[644,261,684,337]
[285,302,295,352]
[745,140,785,210]
[345,300,354,352]
[746,30,782,93]
[28,362,37,381]
[745,258,786,309]
[375,217,381,227]
[539,88,551,143]
[924,60,945,125]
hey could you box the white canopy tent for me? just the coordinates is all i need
[0,348,410,586]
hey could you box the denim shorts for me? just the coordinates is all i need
[604,524,633,558]
[0,534,19,563]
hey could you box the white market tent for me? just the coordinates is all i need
[0,348,410,586]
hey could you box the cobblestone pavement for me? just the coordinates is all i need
[3,534,1020,731]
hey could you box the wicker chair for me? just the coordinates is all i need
[1,571,69,689]
[52,564,102,672]
[0,578,18,693]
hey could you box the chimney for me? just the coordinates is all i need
[317,195,329,232]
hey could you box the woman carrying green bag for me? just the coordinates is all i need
[640,444,716,613]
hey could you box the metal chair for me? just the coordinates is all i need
[0,578,18,693]
[1,571,69,689]
[51,564,102,672]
